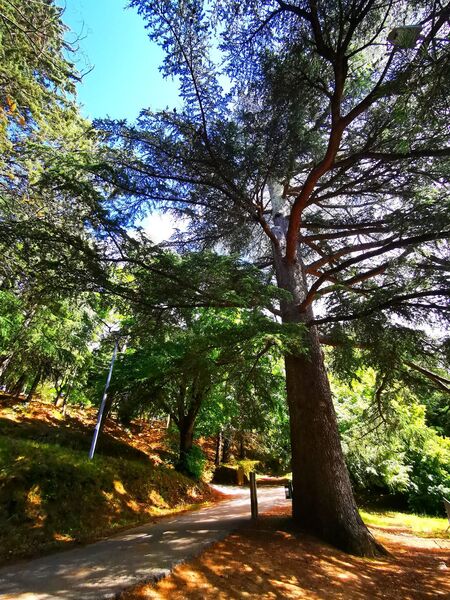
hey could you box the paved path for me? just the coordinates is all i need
[0,485,288,600]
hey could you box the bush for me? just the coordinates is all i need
[177,445,206,480]
[333,369,450,515]
[406,436,450,515]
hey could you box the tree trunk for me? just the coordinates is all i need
[54,386,64,406]
[222,435,231,463]
[11,374,26,399]
[0,353,14,382]
[214,430,223,466]
[179,417,194,455]
[176,415,195,474]
[25,371,41,404]
[238,431,245,459]
[61,366,78,415]
[272,220,384,556]
[175,383,207,476]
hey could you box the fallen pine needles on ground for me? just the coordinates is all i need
[119,505,450,600]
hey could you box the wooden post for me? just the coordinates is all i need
[250,471,258,519]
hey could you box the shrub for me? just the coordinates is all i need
[333,369,450,515]
[178,445,206,480]
[406,435,450,515]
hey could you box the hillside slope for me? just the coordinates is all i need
[0,398,219,564]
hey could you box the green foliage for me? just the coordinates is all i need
[332,369,450,515]
[234,459,259,477]
[0,293,102,402]
[0,0,77,157]
[0,290,22,351]
[179,445,206,480]
[406,435,450,515]
[256,401,291,473]
[424,390,450,438]
[98,297,299,462]
[0,1,115,308]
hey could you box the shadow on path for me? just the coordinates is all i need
[0,486,288,600]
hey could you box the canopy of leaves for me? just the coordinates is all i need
[100,1,449,337]
[99,306,302,424]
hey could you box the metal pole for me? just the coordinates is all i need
[89,339,118,460]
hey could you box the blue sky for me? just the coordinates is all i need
[58,1,182,241]
[59,0,179,120]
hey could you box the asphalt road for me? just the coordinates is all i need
[0,485,289,600]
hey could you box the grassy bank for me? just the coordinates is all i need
[0,434,217,564]
[361,508,450,538]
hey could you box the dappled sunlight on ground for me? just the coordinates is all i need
[120,506,450,600]
[0,397,224,565]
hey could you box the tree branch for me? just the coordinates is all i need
[310,289,450,325]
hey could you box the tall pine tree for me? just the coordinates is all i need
[99,0,450,555]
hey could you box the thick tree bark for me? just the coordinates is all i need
[272,216,384,556]
[174,382,207,476]
[179,417,194,456]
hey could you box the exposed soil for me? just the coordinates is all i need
[120,505,450,599]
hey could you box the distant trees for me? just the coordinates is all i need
[102,293,292,476]
[0,290,101,403]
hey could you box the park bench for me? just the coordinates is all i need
[444,498,450,532]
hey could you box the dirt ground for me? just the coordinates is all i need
[120,505,450,600]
